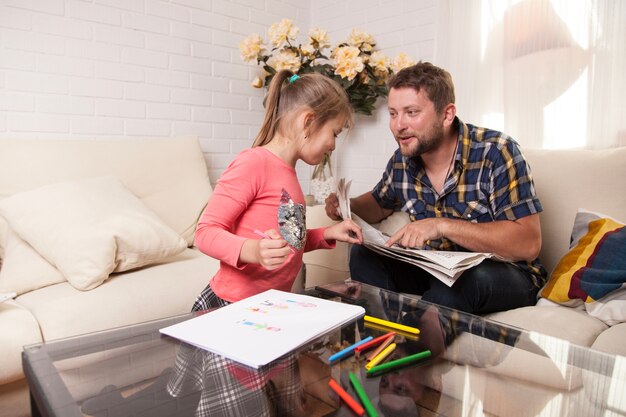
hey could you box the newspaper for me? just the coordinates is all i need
[335,178,505,287]
[335,177,352,220]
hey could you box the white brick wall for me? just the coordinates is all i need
[0,0,437,195]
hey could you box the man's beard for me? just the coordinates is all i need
[396,122,445,158]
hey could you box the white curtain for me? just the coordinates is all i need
[435,0,625,149]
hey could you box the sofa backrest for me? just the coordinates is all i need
[0,136,212,246]
[522,147,626,274]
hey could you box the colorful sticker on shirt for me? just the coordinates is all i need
[277,188,306,251]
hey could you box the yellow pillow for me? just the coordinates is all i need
[540,211,625,305]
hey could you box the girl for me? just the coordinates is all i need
[193,70,363,311]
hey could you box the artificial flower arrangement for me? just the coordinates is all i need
[239,18,416,116]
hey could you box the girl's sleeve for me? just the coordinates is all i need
[303,227,336,252]
[194,152,261,268]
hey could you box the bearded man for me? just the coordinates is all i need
[325,62,546,314]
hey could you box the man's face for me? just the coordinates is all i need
[388,87,444,158]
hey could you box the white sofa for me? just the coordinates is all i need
[0,136,221,416]
[304,146,626,357]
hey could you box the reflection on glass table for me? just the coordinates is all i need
[22,281,626,417]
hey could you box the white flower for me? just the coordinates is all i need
[268,18,299,48]
[239,33,265,63]
[300,43,316,58]
[269,49,301,72]
[391,52,417,73]
[308,27,330,49]
[346,28,374,52]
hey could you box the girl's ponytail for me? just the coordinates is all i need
[253,70,294,147]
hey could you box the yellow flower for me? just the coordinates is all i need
[300,43,316,58]
[391,52,417,73]
[268,18,299,48]
[346,28,374,51]
[308,27,330,49]
[269,49,301,72]
[333,46,364,81]
[368,51,390,73]
[251,76,264,88]
[239,33,265,63]
[238,19,417,115]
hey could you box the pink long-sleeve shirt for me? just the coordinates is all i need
[195,147,334,302]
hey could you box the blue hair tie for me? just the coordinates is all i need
[288,74,300,84]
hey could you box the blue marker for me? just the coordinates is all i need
[329,336,374,363]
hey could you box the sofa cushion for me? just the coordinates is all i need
[591,322,626,356]
[0,300,42,383]
[486,305,608,348]
[0,176,187,291]
[0,226,65,295]
[540,209,626,325]
[479,305,608,390]
[0,136,213,246]
[16,248,216,342]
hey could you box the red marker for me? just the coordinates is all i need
[354,332,395,354]
[328,377,365,416]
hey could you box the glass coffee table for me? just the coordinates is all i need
[23,281,626,417]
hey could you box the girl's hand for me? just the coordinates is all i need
[324,219,363,244]
[241,229,292,269]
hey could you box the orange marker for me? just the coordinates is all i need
[329,377,365,416]
[366,334,395,362]
[365,342,396,370]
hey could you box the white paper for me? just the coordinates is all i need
[159,289,365,368]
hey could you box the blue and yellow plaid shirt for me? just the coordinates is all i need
[372,117,547,288]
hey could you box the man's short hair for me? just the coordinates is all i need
[388,62,455,114]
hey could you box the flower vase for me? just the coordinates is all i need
[310,155,335,205]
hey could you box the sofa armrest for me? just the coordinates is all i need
[304,205,350,288]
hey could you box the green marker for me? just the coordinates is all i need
[348,372,378,417]
[366,349,432,376]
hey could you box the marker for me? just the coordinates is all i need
[364,322,419,341]
[365,334,395,362]
[364,315,420,335]
[329,336,374,363]
[365,342,396,370]
[349,372,378,417]
[328,378,364,416]
[254,229,296,253]
[366,349,432,376]
[354,332,395,354]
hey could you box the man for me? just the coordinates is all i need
[325,62,546,314]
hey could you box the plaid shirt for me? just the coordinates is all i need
[372,117,547,288]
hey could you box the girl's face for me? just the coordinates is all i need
[302,116,347,166]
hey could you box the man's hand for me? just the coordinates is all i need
[385,219,443,248]
[324,193,343,221]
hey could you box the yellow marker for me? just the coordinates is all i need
[364,322,419,341]
[365,342,396,370]
[364,315,420,335]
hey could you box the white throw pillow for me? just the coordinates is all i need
[0,225,65,295]
[0,176,187,291]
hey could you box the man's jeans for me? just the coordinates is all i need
[349,244,539,314]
